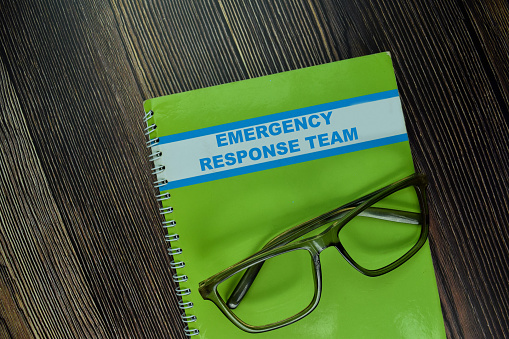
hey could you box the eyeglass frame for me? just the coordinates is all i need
[198,173,429,333]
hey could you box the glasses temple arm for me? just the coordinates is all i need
[226,207,420,309]
[359,207,420,225]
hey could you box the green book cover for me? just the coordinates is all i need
[144,52,445,338]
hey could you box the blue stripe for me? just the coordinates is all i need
[159,133,408,191]
[157,89,399,145]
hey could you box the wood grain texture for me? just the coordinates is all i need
[110,0,248,99]
[461,0,509,120]
[0,265,32,338]
[1,0,184,337]
[0,56,105,338]
[1,0,508,338]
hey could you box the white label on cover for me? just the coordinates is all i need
[154,90,407,190]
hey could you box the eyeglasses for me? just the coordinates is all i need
[198,173,429,333]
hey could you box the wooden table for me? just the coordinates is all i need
[1,1,508,338]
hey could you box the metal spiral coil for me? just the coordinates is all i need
[160,206,174,215]
[184,326,200,336]
[152,165,166,175]
[182,313,197,323]
[143,110,154,122]
[165,234,180,242]
[146,137,159,148]
[178,300,193,309]
[168,247,183,255]
[154,179,168,188]
[174,274,189,283]
[144,124,157,135]
[149,151,162,162]
[145,110,199,336]
[171,261,186,269]
[162,220,176,228]
[176,288,191,296]
[156,192,171,202]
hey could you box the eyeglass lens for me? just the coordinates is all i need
[338,185,422,270]
[217,249,315,326]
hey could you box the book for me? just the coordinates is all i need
[143,52,445,338]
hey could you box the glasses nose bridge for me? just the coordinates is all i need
[314,228,342,255]
[315,234,347,270]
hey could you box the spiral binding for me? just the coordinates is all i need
[145,109,199,336]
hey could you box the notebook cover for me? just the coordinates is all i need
[144,52,445,338]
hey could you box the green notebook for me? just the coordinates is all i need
[144,52,445,338]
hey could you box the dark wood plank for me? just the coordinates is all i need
[0,55,105,338]
[0,265,33,339]
[461,0,509,121]
[0,1,186,337]
[110,0,248,99]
